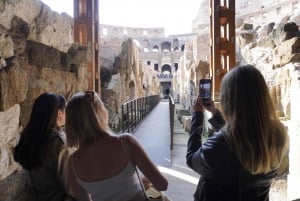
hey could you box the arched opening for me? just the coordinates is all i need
[152,45,159,52]
[129,81,135,100]
[161,64,172,74]
[173,38,179,51]
[161,41,171,52]
[143,39,151,50]
[181,44,185,52]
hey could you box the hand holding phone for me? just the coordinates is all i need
[199,79,212,107]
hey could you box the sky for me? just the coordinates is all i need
[41,0,202,36]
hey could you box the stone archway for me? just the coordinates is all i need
[173,38,179,51]
[161,41,171,52]
[152,45,159,52]
[161,64,172,74]
[129,81,135,100]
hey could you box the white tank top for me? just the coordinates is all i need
[72,136,143,201]
[75,161,142,201]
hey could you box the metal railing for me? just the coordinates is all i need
[121,95,160,132]
[168,95,175,150]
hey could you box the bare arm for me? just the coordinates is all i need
[68,168,92,201]
[124,134,168,191]
[58,149,92,201]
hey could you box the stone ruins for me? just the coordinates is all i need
[0,0,300,200]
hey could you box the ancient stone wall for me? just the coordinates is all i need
[100,24,165,38]
[0,0,88,199]
[237,21,300,200]
[99,26,195,103]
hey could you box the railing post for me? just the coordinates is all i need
[126,103,129,132]
[134,99,137,128]
[121,104,124,132]
[169,95,175,150]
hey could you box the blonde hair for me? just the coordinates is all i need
[65,91,111,146]
[220,65,289,174]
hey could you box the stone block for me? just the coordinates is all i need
[176,109,191,123]
[0,64,28,111]
[181,116,192,132]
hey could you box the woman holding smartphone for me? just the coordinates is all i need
[186,64,289,201]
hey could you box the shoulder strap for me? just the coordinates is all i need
[119,135,134,164]
[119,135,148,199]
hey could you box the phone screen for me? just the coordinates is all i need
[199,79,211,100]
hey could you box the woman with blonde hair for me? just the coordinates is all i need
[64,91,168,201]
[186,64,289,201]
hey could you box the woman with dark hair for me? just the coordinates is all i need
[186,64,289,201]
[14,92,72,201]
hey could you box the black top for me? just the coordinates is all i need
[30,129,70,201]
[186,111,276,201]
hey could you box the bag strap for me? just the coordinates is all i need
[119,135,148,199]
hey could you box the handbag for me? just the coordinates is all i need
[119,135,171,201]
[135,171,163,201]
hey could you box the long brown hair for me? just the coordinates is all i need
[220,64,289,174]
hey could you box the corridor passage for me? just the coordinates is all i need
[134,100,171,167]
[133,100,199,201]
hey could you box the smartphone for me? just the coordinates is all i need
[199,79,212,106]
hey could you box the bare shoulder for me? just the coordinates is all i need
[120,133,135,141]
[119,133,141,147]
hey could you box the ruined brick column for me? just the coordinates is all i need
[209,0,235,100]
[74,0,100,94]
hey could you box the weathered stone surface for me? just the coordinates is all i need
[18,64,81,127]
[100,67,112,88]
[0,0,73,52]
[182,116,192,132]
[272,22,300,46]
[242,23,253,30]
[257,23,275,38]
[0,104,21,179]
[0,26,14,69]
[0,104,20,146]
[0,145,20,180]
[29,3,73,52]
[0,0,89,199]
[0,62,28,111]
[274,37,300,67]
[67,44,88,65]
[25,40,67,70]
[0,170,30,201]
[196,60,210,79]
[238,30,255,47]
[0,104,20,180]
[0,0,41,29]
[102,87,121,131]
[0,27,14,58]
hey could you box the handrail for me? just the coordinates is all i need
[168,95,175,150]
[121,95,160,133]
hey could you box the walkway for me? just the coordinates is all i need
[133,100,198,201]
